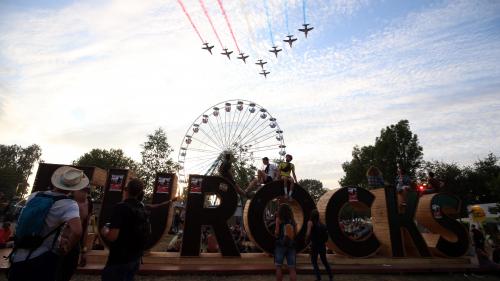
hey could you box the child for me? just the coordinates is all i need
[279,154,297,199]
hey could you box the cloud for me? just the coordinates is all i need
[0,0,499,189]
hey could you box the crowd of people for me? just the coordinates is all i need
[1,160,500,281]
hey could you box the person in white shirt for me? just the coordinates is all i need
[246,157,278,194]
[9,166,85,281]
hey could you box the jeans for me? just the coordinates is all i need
[310,244,333,281]
[8,251,60,281]
[274,245,296,267]
[102,258,141,281]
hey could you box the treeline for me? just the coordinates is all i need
[0,128,177,199]
[340,120,500,204]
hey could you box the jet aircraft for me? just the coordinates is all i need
[237,53,249,63]
[283,35,297,48]
[202,43,214,54]
[221,48,233,60]
[269,46,282,58]
[298,24,314,38]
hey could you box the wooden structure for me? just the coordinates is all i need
[146,173,178,249]
[32,163,107,192]
[0,249,482,275]
[317,187,380,258]
[97,168,135,246]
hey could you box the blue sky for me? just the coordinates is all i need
[0,0,499,189]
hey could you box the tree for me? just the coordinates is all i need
[299,179,327,203]
[0,144,42,199]
[417,154,500,205]
[340,120,423,188]
[139,128,178,195]
[73,148,138,171]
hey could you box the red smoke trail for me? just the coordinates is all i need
[216,0,241,54]
[199,0,224,49]
[177,0,204,43]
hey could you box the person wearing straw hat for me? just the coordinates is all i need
[8,166,86,281]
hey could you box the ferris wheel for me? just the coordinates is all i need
[178,100,286,186]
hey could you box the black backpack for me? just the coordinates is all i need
[125,201,151,251]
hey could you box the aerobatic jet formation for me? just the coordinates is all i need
[202,43,214,54]
[255,59,267,69]
[269,46,282,58]
[283,35,297,48]
[237,53,249,63]
[298,24,314,38]
[221,48,233,60]
[259,70,270,78]
[177,0,314,77]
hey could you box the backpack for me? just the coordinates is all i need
[125,201,151,251]
[278,221,295,248]
[14,192,68,250]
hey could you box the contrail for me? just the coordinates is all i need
[284,0,290,35]
[263,0,275,46]
[302,0,307,24]
[177,0,204,43]
[199,0,224,48]
[239,0,259,55]
[216,0,241,54]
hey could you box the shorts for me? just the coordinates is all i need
[274,245,296,267]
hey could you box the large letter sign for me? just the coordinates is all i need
[372,188,432,257]
[317,187,380,257]
[416,193,470,257]
[32,164,473,260]
[181,175,240,256]
[145,173,178,249]
[243,180,316,254]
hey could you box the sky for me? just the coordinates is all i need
[0,0,499,190]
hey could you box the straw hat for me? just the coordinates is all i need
[51,166,90,191]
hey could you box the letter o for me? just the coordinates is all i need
[243,181,316,254]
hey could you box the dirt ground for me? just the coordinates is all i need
[2,273,498,281]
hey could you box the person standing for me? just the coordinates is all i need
[305,210,333,281]
[274,204,297,281]
[101,179,148,281]
[279,155,297,199]
[58,187,93,281]
[8,166,85,281]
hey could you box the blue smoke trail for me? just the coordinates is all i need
[284,0,290,35]
[263,0,275,46]
[302,0,307,24]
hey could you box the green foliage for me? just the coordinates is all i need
[417,153,500,205]
[73,148,138,170]
[138,128,179,195]
[340,120,423,188]
[298,179,327,203]
[0,144,42,199]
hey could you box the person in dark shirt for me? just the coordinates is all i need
[305,209,333,281]
[218,153,248,198]
[101,179,147,281]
